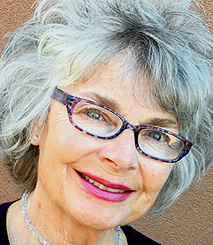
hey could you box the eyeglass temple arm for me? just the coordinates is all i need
[52,87,73,106]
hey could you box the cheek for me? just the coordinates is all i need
[39,120,99,171]
[140,160,173,194]
[125,162,172,222]
[122,163,172,224]
[55,129,99,165]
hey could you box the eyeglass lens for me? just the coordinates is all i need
[71,101,184,161]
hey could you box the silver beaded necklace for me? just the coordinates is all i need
[22,191,121,245]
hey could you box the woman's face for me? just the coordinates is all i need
[35,58,176,229]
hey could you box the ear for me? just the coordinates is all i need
[31,135,39,146]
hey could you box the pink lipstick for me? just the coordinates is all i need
[76,170,134,202]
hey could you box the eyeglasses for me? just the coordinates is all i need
[52,87,192,163]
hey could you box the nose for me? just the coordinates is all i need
[98,129,138,172]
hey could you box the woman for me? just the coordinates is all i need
[0,0,212,244]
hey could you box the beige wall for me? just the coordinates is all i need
[0,1,212,244]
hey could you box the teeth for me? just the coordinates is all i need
[82,174,125,193]
[106,187,123,193]
[98,184,108,191]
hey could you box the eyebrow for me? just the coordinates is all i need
[142,118,179,130]
[81,92,122,112]
[80,92,178,130]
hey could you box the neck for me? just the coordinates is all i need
[23,188,122,245]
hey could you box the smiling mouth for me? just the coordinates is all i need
[76,171,133,202]
[77,171,133,193]
[80,173,126,193]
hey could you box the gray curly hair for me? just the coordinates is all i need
[0,0,212,214]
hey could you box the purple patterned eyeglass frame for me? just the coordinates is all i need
[52,87,193,164]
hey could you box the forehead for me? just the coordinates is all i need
[67,55,153,103]
[63,55,178,127]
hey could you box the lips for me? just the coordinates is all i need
[81,172,129,193]
[76,170,134,202]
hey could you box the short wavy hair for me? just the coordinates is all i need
[0,0,212,214]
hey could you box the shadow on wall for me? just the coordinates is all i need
[0,164,22,202]
[133,170,213,245]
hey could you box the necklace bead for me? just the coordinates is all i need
[22,191,121,245]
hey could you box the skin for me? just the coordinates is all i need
[7,57,176,245]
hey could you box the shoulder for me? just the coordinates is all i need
[0,201,15,226]
[0,201,17,245]
[122,225,161,245]
[0,201,16,213]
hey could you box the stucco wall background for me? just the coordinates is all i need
[0,1,212,244]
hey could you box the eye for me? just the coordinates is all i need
[86,109,104,120]
[73,102,121,129]
[148,131,168,142]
